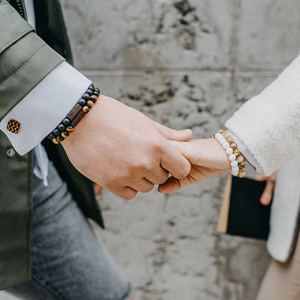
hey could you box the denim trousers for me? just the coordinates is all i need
[6,162,131,300]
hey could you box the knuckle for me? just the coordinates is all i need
[141,162,153,173]
[133,160,153,173]
[151,139,164,155]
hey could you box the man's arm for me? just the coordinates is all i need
[1,0,192,199]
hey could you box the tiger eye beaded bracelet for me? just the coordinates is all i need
[214,130,246,178]
[47,84,100,144]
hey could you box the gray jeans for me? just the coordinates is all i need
[6,162,131,300]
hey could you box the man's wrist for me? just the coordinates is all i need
[48,85,100,144]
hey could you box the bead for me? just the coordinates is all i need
[82,106,90,113]
[90,95,98,103]
[231,161,238,167]
[239,162,246,168]
[239,167,246,173]
[66,126,75,132]
[61,131,69,139]
[94,87,100,94]
[94,90,100,96]
[233,149,241,157]
[231,170,239,176]
[89,83,95,90]
[232,167,239,173]
[87,100,94,108]
[215,133,222,141]
[221,131,228,136]
[224,133,231,139]
[82,93,90,100]
[48,133,56,140]
[227,137,234,144]
[226,148,233,155]
[218,130,224,134]
[52,138,60,144]
[53,129,60,136]
[236,155,244,163]
[223,142,230,150]
[78,99,87,106]
[58,124,66,132]
[220,138,226,145]
[57,136,65,142]
[230,143,237,150]
[229,154,236,162]
[62,118,71,126]
[238,172,246,178]
[86,89,93,95]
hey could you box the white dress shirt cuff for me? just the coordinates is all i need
[227,129,263,173]
[0,61,92,155]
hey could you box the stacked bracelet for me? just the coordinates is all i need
[214,130,246,178]
[48,84,100,144]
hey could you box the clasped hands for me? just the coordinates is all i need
[62,95,231,199]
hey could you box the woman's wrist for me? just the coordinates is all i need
[214,130,247,178]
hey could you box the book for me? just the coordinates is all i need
[217,175,271,240]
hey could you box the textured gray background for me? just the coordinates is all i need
[2,0,300,299]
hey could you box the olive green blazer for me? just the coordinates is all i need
[0,0,103,290]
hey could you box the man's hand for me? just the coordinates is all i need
[159,139,231,193]
[62,95,192,200]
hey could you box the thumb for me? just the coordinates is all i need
[153,121,192,141]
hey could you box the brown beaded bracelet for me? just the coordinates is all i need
[48,84,100,144]
[214,130,246,178]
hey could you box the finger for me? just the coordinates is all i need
[255,173,267,181]
[106,185,138,200]
[129,179,155,193]
[169,141,199,165]
[158,177,181,193]
[94,184,103,196]
[160,141,191,179]
[260,179,275,206]
[158,164,209,193]
[153,122,192,141]
[158,172,200,193]
[145,167,169,185]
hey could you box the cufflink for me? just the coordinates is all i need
[7,119,21,134]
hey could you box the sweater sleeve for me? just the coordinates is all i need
[225,55,300,176]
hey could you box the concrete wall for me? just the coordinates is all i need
[2,0,300,299]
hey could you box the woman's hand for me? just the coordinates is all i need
[158,139,231,193]
[94,184,103,196]
[255,172,277,206]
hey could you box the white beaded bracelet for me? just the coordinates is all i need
[214,130,246,178]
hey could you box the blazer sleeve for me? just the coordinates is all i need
[225,54,300,176]
[0,0,64,121]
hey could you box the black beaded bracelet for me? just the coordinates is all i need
[48,84,100,144]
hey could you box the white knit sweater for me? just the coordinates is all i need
[226,55,300,176]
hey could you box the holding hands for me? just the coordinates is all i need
[62,96,249,199]
[62,95,193,200]
[159,139,232,193]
